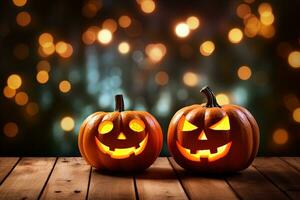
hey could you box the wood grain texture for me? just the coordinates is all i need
[136,157,188,200]
[227,166,288,200]
[0,157,19,184]
[169,157,237,200]
[88,168,135,200]
[40,157,90,200]
[281,157,300,172]
[0,157,56,200]
[253,157,300,199]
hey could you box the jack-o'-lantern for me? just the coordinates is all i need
[167,86,259,173]
[78,94,163,172]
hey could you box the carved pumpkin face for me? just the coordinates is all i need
[168,86,260,173]
[78,95,163,172]
[95,115,148,159]
[176,111,232,162]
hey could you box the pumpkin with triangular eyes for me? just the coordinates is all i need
[78,95,163,172]
[167,86,259,173]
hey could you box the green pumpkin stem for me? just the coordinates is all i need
[200,86,221,108]
[115,94,125,112]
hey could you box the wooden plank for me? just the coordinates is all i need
[136,157,188,200]
[281,157,300,172]
[0,157,56,200]
[0,157,19,184]
[88,167,135,200]
[253,157,300,199]
[40,157,90,200]
[227,166,288,200]
[169,157,237,200]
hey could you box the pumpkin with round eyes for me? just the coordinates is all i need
[167,86,260,173]
[78,95,163,172]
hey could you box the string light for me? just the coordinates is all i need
[61,116,75,131]
[199,41,215,56]
[237,65,252,80]
[175,23,190,38]
[228,28,243,44]
[273,128,288,145]
[118,42,130,54]
[3,122,18,138]
[288,51,300,68]
[97,29,113,44]
[59,80,71,93]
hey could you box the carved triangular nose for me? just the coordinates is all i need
[117,132,127,140]
[198,131,207,140]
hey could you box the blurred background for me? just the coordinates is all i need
[1,0,300,156]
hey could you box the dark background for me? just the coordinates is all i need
[1,0,300,156]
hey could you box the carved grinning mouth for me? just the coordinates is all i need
[95,135,148,159]
[176,141,232,162]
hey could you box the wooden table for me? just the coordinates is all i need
[0,157,299,200]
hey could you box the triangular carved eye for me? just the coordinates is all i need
[182,119,198,131]
[209,115,230,130]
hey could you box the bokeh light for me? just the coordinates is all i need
[12,0,27,7]
[155,71,169,86]
[118,15,132,28]
[7,74,22,90]
[3,86,16,98]
[97,29,113,44]
[237,65,252,80]
[102,18,118,32]
[186,16,200,30]
[39,33,54,48]
[236,4,251,19]
[55,41,68,55]
[258,3,272,15]
[16,11,31,27]
[3,122,18,138]
[199,40,215,56]
[36,70,49,84]
[60,116,75,131]
[228,28,243,44]
[145,43,166,63]
[36,60,51,72]
[26,102,39,116]
[216,93,230,105]
[273,128,288,145]
[175,23,190,38]
[293,107,300,123]
[59,80,71,93]
[288,51,300,68]
[82,26,98,45]
[140,0,156,14]
[183,72,198,87]
[15,91,28,106]
[118,42,130,54]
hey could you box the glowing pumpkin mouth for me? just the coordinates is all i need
[176,141,232,162]
[95,135,148,159]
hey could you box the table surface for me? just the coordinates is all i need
[0,157,299,200]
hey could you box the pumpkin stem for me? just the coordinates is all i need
[200,86,221,108]
[115,94,125,112]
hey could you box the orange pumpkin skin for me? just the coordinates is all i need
[167,87,259,173]
[78,95,163,172]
